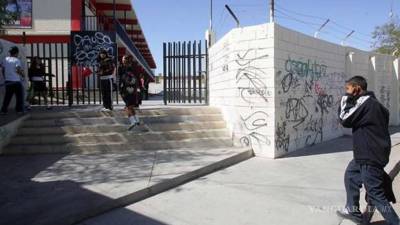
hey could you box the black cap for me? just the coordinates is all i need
[9,46,19,55]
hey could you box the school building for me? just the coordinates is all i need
[0,0,156,105]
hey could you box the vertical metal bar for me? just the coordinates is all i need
[93,65,96,104]
[205,40,209,105]
[168,43,172,103]
[178,41,181,103]
[199,41,202,103]
[163,43,167,105]
[61,43,65,105]
[173,42,176,103]
[67,43,73,107]
[182,41,186,103]
[193,41,197,103]
[55,43,60,105]
[188,41,191,103]
[41,43,46,105]
[86,63,91,104]
[48,43,54,105]
[81,66,85,105]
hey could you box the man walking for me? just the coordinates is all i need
[336,76,399,225]
[1,46,25,115]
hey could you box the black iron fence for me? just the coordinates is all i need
[26,42,120,106]
[163,40,209,105]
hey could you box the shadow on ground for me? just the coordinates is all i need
[282,126,400,159]
[0,153,173,225]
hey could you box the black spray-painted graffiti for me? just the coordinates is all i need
[235,49,270,103]
[275,56,346,152]
[285,97,310,129]
[71,31,117,66]
[276,121,290,152]
[234,49,271,148]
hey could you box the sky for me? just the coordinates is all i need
[132,0,398,74]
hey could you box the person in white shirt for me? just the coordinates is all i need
[1,46,24,114]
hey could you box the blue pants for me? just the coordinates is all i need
[345,159,399,225]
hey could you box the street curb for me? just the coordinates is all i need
[69,148,254,225]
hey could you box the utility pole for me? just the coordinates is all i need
[210,0,213,30]
[269,0,275,23]
[206,0,215,47]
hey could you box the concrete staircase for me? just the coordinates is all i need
[2,107,238,155]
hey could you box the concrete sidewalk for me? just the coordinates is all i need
[81,132,400,225]
[0,147,251,225]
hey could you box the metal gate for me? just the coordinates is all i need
[163,40,208,105]
[26,42,120,106]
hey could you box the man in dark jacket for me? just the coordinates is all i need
[336,76,399,225]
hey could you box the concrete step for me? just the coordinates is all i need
[10,129,231,145]
[3,137,234,155]
[16,121,227,136]
[22,114,224,128]
[28,107,222,120]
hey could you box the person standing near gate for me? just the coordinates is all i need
[118,55,140,130]
[28,57,51,110]
[97,49,115,111]
[336,76,399,225]
[1,46,25,115]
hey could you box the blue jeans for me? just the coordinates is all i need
[345,159,399,225]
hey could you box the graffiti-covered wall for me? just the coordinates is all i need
[208,24,275,158]
[209,23,400,158]
[274,25,348,156]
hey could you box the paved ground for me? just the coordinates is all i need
[0,99,252,225]
[81,132,400,225]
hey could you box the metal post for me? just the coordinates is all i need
[269,0,275,23]
[314,19,330,38]
[341,30,355,46]
[225,5,240,28]
[210,0,213,30]
[163,43,167,105]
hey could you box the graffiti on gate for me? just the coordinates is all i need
[71,31,117,67]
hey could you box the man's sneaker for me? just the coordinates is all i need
[128,123,136,131]
[336,208,363,224]
[100,108,111,112]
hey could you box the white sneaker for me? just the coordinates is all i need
[100,108,111,112]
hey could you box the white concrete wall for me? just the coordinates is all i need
[6,0,71,36]
[274,24,348,157]
[208,23,275,158]
[209,23,400,158]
